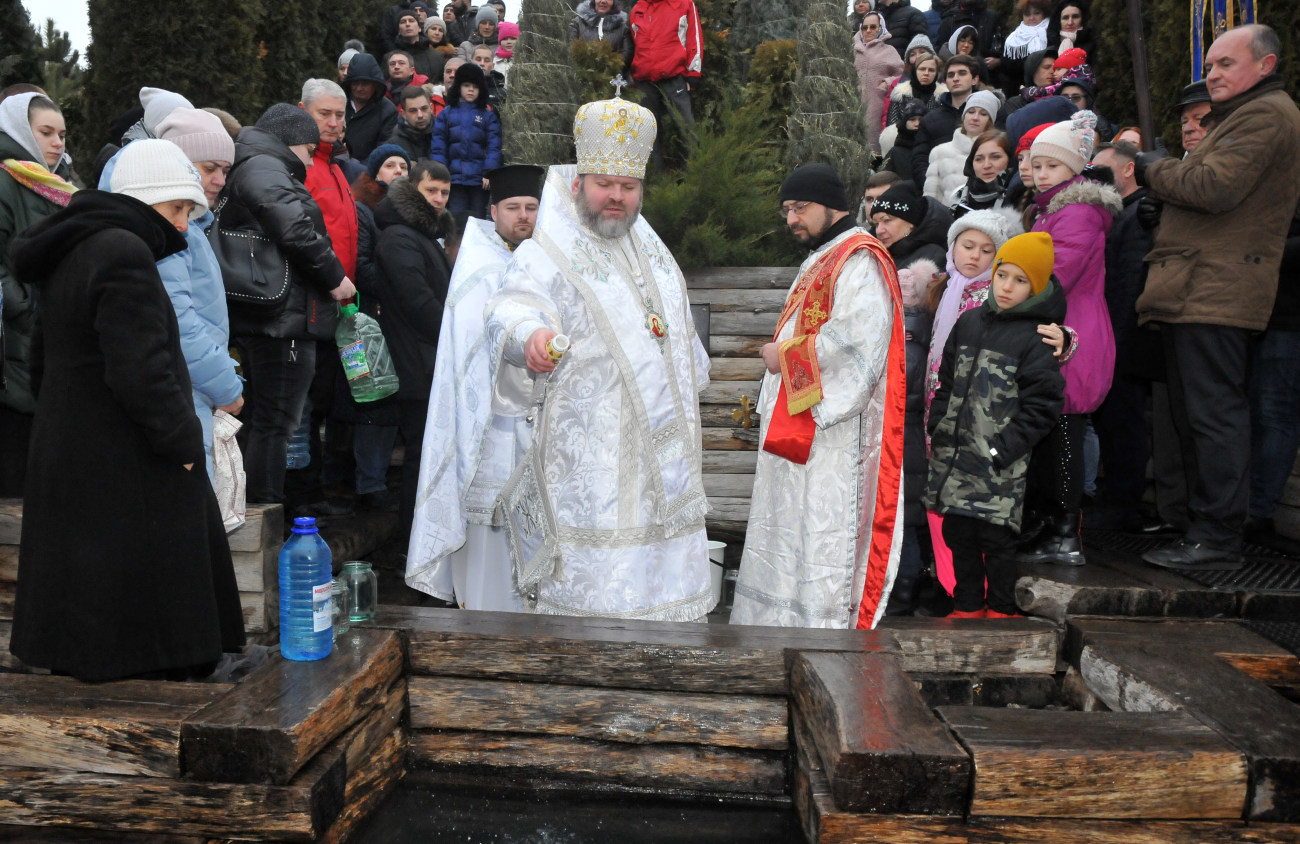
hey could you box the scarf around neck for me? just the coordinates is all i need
[1003,19,1049,59]
[928,250,994,379]
[1,159,76,207]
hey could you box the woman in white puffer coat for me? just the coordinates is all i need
[923,90,999,202]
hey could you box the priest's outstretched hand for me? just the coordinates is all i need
[526,328,559,373]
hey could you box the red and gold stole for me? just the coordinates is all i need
[759,232,907,630]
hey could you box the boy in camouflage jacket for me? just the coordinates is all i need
[924,232,1066,617]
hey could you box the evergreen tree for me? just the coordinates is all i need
[258,1,328,106]
[499,0,583,165]
[784,0,869,199]
[38,19,84,106]
[729,0,799,73]
[0,0,41,88]
[84,0,265,144]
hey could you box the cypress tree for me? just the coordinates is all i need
[0,0,42,88]
[258,1,329,106]
[784,0,869,199]
[83,0,266,140]
[499,0,583,165]
[729,0,799,72]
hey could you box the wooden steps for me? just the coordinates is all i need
[0,628,405,841]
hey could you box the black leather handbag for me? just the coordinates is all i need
[206,197,293,314]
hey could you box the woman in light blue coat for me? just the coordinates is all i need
[99,108,243,479]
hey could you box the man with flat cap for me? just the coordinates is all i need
[731,162,907,630]
[406,164,546,611]
[482,88,713,621]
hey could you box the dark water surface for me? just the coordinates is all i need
[352,785,803,844]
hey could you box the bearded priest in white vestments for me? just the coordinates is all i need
[405,165,547,611]
[485,89,714,621]
[730,163,907,630]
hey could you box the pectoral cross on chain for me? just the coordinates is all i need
[610,75,628,97]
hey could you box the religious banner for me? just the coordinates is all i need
[1192,0,1258,80]
[1191,0,1209,80]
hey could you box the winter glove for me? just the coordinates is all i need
[1134,148,1169,188]
[1137,195,1164,231]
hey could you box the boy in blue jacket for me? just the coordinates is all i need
[431,62,502,219]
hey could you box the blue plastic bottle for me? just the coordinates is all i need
[286,406,312,470]
[279,516,334,661]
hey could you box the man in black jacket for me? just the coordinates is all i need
[910,54,979,186]
[1089,141,1152,530]
[879,0,931,59]
[342,53,400,163]
[387,86,434,162]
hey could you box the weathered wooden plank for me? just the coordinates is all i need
[226,503,283,554]
[701,427,758,451]
[0,826,208,842]
[314,727,405,844]
[1014,561,1164,623]
[708,335,766,358]
[701,450,758,474]
[791,651,970,814]
[700,380,762,405]
[408,730,787,795]
[880,616,1058,674]
[0,622,26,673]
[706,358,767,380]
[791,720,968,844]
[407,677,787,750]
[0,582,13,621]
[710,312,780,336]
[684,267,798,289]
[1060,664,1109,711]
[1088,554,1240,618]
[685,288,790,308]
[181,628,403,785]
[0,747,346,840]
[373,605,894,694]
[704,496,752,523]
[939,706,1248,818]
[0,545,16,583]
[703,473,756,498]
[232,549,276,594]
[238,589,272,633]
[0,676,230,778]
[0,500,20,545]
[1078,632,1300,821]
[700,402,761,428]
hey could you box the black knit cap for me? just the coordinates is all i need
[488,164,545,203]
[870,181,926,226]
[779,162,851,212]
[255,103,320,147]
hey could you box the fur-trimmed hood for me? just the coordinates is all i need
[890,80,947,103]
[897,257,941,309]
[375,174,454,241]
[1042,178,1123,218]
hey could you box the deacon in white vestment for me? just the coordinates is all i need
[731,163,907,630]
[405,165,547,611]
[485,90,714,621]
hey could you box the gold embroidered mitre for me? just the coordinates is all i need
[573,90,656,180]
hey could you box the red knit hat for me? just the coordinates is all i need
[1016,122,1053,157]
[1053,47,1088,70]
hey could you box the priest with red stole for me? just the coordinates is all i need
[730,163,906,630]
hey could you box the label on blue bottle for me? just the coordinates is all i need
[312,581,333,633]
[340,340,371,382]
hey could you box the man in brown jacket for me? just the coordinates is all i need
[1134,24,1300,571]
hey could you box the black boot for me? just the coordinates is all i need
[1016,512,1086,566]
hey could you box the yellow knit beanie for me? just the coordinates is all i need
[993,232,1055,295]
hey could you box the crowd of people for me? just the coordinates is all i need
[0,0,1297,681]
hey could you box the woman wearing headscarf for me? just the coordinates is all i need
[854,11,905,155]
[0,92,75,496]
[9,139,245,682]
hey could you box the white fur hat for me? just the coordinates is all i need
[947,208,1022,249]
[110,139,209,220]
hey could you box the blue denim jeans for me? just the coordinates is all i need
[1249,328,1300,519]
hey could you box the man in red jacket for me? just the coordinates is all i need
[629,0,702,168]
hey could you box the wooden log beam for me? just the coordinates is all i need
[226,503,283,554]
[0,826,208,842]
[0,500,20,544]
[701,428,758,451]
[0,621,27,673]
[879,616,1058,674]
[791,651,970,814]
[373,605,894,694]
[1014,561,1163,623]
[181,628,403,785]
[0,744,346,840]
[408,729,787,796]
[684,267,797,289]
[408,677,787,750]
[1077,631,1300,821]
[0,676,230,778]
[939,706,1248,818]
[0,545,16,583]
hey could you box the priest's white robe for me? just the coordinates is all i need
[486,165,715,621]
[405,216,527,612]
[730,227,904,629]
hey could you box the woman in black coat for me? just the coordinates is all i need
[372,161,454,534]
[9,141,245,682]
[221,103,355,505]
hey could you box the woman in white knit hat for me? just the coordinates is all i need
[8,137,246,682]
[923,89,1000,203]
[98,110,245,481]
